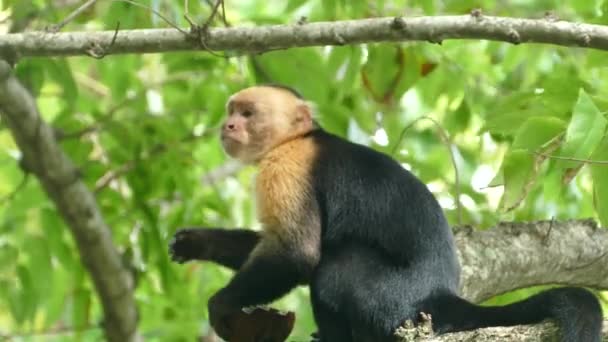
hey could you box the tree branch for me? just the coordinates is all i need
[455,219,608,302]
[396,321,608,341]
[404,219,608,341]
[0,60,140,342]
[1,15,608,58]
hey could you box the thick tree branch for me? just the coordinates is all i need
[401,219,608,341]
[455,219,608,302]
[396,321,608,341]
[0,60,140,342]
[1,15,607,58]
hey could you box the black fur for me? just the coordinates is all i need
[307,128,602,342]
[170,126,603,342]
[169,228,259,269]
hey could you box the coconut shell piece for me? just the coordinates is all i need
[223,306,296,342]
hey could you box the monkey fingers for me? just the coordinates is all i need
[168,228,209,264]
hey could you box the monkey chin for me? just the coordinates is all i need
[221,138,260,164]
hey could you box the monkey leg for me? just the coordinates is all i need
[309,288,353,342]
[169,228,260,270]
[311,243,427,342]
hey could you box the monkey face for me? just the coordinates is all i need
[221,99,274,163]
[221,86,314,164]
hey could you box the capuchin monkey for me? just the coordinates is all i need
[169,85,603,342]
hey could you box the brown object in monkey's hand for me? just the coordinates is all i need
[225,306,296,342]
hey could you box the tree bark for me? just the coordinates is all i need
[396,219,608,341]
[396,321,608,341]
[0,15,607,58]
[455,219,608,302]
[0,60,140,342]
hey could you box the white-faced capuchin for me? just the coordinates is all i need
[169,84,603,342]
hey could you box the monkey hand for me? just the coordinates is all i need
[168,228,209,263]
[208,292,240,340]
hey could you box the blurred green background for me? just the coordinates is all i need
[0,0,607,340]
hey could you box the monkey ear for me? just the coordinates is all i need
[295,101,313,123]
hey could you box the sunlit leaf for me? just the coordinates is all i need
[0,244,18,272]
[501,149,536,211]
[559,89,607,168]
[512,117,566,150]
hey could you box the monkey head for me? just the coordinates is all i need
[221,86,314,164]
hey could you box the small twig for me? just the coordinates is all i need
[112,0,188,34]
[391,116,463,225]
[204,0,223,28]
[186,0,229,58]
[541,217,555,246]
[47,0,99,32]
[95,162,134,192]
[532,151,608,165]
[219,0,229,27]
[183,0,196,29]
[86,22,120,59]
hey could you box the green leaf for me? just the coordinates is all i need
[41,208,74,269]
[591,136,608,226]
[16,264,38,323]
[27,237,54,304]
[601,0,608,24]
[322,0,337,18]
[45,59,78,107]
[539,67,586,117]
[361,45,421,104]
[542,170,563,203]
[285,0,307,12]
[14,59,46,97]
[445,100,471,134]
[501,149,535,211]
[512,117,566,150]
[483,91,537,134]
[560,89,607,168]
[327,46,363,95]
[252,48,329,103]
[72,288,91,328]
[0,243,18,272]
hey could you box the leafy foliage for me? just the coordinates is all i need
[0,0,607,340]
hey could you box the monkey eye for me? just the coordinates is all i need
[241,110,253,118]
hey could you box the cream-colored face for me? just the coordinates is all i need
[220,86,313,163]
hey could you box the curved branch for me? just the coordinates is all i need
[456,219,608,302]
[0,15,607,58]
[0,60,140,342]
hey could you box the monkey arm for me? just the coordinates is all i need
[213,238,315,307]
[169,228,260,270]
[208,232,319,339]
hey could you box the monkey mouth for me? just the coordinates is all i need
[220,135,245,155]
[221,133,241,144]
